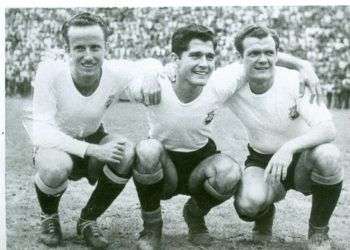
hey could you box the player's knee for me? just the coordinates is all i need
[234,189,269,220]
[135,139,163,174]
[133,139,164,185]
[310,144,343,184]
[205,155,242,200]
[311,144,340,170]
[36,149,72,187]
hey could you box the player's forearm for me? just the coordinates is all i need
[277,52,312,71]
[33,120,89,158]
[282,121,336,154]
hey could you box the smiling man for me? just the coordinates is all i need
[24,12,162,249]
[131,24,242,250]
[210,25,343,250]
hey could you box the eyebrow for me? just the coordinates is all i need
[189,51,215,55]
[248,48,274,53]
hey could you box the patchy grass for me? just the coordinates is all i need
[5,97,350,249]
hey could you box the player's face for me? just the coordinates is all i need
[241,35,277,83]
[67,25,106,78]
[176,39,215,86]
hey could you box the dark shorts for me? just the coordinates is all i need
[245,144,301,191]
[69,125,108,182]
[166,138,220,195]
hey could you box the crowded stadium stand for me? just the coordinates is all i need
[5,7,350,108]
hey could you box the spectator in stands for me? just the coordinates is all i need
[341,64,350,109]
[322,82,334,109]
[5,7,350,97]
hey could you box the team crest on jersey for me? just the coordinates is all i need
[105,95,116,108]
[289,104,299,120]
[204,111,215,125]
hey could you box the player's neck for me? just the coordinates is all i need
[173,79,203,103]
[248,77,274,94]
[71,68,102,96]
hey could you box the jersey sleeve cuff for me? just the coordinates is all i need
[68,140,90,158]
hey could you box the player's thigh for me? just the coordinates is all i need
[292,150,313,194]
[160,150,179,199]
[294,144,341,193]
[188,153,241,196]
[35,148,73,185]
[236,166,285,208]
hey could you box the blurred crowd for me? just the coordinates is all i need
[5,6,350,109]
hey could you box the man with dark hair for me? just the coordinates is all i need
[130,24,242,250]
[130,23,323,250]
[212,25,343,250]
[171,24,218,56]
[23,12,162,249]
[61,12,112,47]
[234,25,280,56]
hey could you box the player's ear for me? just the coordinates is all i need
[169,52,179,63]
[236,51,243,62]
[63,42,70,53]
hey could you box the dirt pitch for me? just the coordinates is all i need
[5,97,350,250]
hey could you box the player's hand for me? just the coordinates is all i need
[298,62,322,105]
[140,72,161,106]
[86,140,126,164]
[264,146,294,183]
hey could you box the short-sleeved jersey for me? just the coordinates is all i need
[144,75,225,152]
[24,59,161,158]
[222,66,332,154]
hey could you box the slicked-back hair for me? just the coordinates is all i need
[234,25,280,56]
[171,24,217,57]
[61,12,112,47]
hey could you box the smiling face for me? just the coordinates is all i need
[241,35,277,84]
[67,25,106,79]
[176,39,215,87]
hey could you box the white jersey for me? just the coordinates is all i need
[143,75,225,152]
[213,66,332,154]
[206,62,245,103]
[24,59,162,158]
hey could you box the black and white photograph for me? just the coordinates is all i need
[4,2,350,249]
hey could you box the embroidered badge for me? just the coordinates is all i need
[289,104,299,120]
[105,95,116,108]
[204,111,215,125]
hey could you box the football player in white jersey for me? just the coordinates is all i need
[131,24,242,249]
[23,13,162,249]
[219,25,342,250]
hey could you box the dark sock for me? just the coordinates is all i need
[310,181,343,227]
[134,179,164,212]
[191,189,222,216]
[80,172,128,221]
[256,204,275,220]
[254,204,275,233]
[35,184,63,215]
